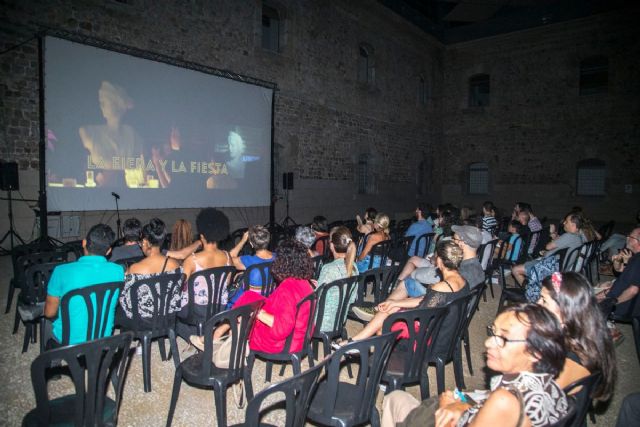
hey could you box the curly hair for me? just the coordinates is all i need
[272,239,314,282]
[541,272,616,400]
[195,208,230,243]
[141,218,167,247]
[503,304,566,378]
[435,239,464,270]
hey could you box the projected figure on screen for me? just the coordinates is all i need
[79,81,145,188]
[226,130,246,179]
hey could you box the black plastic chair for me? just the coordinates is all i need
[230,358,328,427]
[22,332,134,427]
[245,291,317,400]
[427,292,475,394]
[43,281,123,347]
[14,261,66,353]
[457,282,487,376]
[311,276,359,360]
[312,235,331,259]
[563,371,602,427]
[311,255,324,280]
[238,261,276,297]
[7,248,69,314]
[307,332,399,427]
[167,301,263,427]
[477,238,498,300]
[118,271,184,392]
[411,232,435,258]
[352,265,400,313]
[380,306,448,399]
[562,245,586,273]
[390,235,414,265]
[177,266,236,338]
[365,239,392,271]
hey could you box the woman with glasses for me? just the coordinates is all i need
[382,304,569,427]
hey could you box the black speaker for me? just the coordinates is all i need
[282,172,294,190]
[0,161,19,191]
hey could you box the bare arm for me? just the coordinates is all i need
[257,309,274,327]
[615,284,639,304]
[166,241,201,260]
[465,388,521,427]
[357,233,383,261]
[230,231,249,258]
[44,295,60,319]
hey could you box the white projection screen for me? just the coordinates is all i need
[44,36,273,211]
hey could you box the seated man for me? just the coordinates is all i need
[109,217,143,262]
[352,225,484,321]
[44,224,124,345]
[597,227,640,323]
[404,205,433,256]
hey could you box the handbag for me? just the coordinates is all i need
[212,335,248,408]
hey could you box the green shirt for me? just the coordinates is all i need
[316,259,359,332]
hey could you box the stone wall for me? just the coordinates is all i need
[439,9,640,224]
[0,0,441,240]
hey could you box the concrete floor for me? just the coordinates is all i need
[0,254,637,426]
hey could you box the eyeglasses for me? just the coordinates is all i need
[627,235,640,243]
[486,325,527,348]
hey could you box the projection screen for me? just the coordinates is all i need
[44,36,273,211]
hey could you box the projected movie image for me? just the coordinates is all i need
[45,37,272,211]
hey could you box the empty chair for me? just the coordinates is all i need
[390,235,414,266]
[412,232,435,258]
[380,306,448,399]
[476,238,498,299]
[457,282,487,376]
[23,332,133,427]
[230,358,327,427]
[167,301,262,427]
[118,271,184,392]
[307,332,399,427]
[352,265,400,314]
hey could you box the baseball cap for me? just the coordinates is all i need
[451,225,483,249]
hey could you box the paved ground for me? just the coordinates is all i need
[0,254,637,426]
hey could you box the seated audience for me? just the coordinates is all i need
[356,207,377,235]
[117,218,182,328]
[481,201,498,236]
[295,225,319,257]
[512,212,586,285]
[45,224,124,345]
[316,226,358,332]
[343,240,469,344]
[310,215,330,255]
[227,225,275,305]
[355,212,391,272]
[109,217,143,262]
[404,205,433,256]
[382,304,569,427]
[521,204,543,254]
[538,272,616,399]
[178,208,232,319]
[495,220,523,262]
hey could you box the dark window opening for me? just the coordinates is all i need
[577,159,606,196]
[262,5,280,52]
[580,56,608,95]
[469,162,489,194]
[469,74,490,107]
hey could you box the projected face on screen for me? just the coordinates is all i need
[227,131,246,178]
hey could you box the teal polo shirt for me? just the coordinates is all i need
[47,255,124,344]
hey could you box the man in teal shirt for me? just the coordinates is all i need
[45,224,124,344]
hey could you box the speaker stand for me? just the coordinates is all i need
[0,189,26,256]
[280,188,297,228]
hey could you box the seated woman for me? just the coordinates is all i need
[355,212,391,272]
[194,239,314,353]
[316,226,358,332]
[227,225,275,305]
[117,218,182,328]
[178,208,232,320]
[382,304,570,427]
[356,207,377,235]
[537,272,616,400]
[295,226,319,257]
[340,240,468,344]
[169,218,194,252]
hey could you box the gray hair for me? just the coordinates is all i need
[295,226,317,248]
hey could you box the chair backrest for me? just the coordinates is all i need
[14,250,70,288]
[367,239,392,270]
[597,221,615,241]
[182,266,236,326]
[381,306,449,383]
[551,396,577,427]
[199,300,263,377]
[313,332,399,425]
[281,290,316,355]
[461,282,487,333]
[313,276,359,338]
[311,255,324,280]
[562,245,586,273]
[11,241,57,277]
[563,371,602,427]
[60,282,123,345]
[525,230,542,255]
[312,235,330,259]
[21,261,66,305]
[477,239,499,270]
[412,232,435,258]
[241,261,276,297]
[355,265,400,306]
[553,247,570,272]
[243,358,327,427]
[430,292,475,362]
[29,332,133,427]
[125,272,184,333]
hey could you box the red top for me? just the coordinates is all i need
[248,277,314,354]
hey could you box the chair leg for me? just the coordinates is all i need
[21,322,32,353]
[39,318,46,354]
[168,329,180,368]
[463,330,473,376]
[158,337,168,361]
[265,361,273,382]
[419,369,430,399]
[370,407,381,427]
[12,307,20,334]
[453,347,466,390]
[244,353,256,401]
[312,339,320,361]
[142,334,152,392]
[291,355,301,375]
[5,282,15,314]
[213,381,228,427]
[165,367,183,427]
[436,359,445,395]
[278,362,286,377]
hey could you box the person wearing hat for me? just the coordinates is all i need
[449,225,485,289]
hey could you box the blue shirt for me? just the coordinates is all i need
[47,255,124,344]
[404,219,433,256]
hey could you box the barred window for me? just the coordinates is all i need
[579,56,608,96]
[577,159,606,196]
[262,4,281,52]
[469,162,489,194]
[358,44,375,85]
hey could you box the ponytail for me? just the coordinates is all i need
[345,241,356,277]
